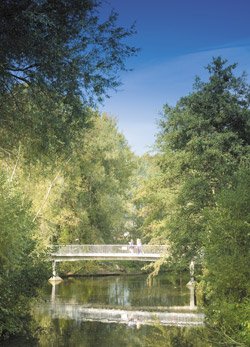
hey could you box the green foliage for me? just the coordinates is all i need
[145,324,210,347]
[0,86,90,158]
[132,154,173,243]
[0,172,49,340]
[50,113,136,244]
[199,168,250,345]
[0,172,38,271]
[152,57,250,262]
[0,0,138,156]
[0,0,138,102]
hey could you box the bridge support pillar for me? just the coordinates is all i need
[186,260,196,309]
[186,283,196,309]
[187,260,195,286]
[49,261,63,283]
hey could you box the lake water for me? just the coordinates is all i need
[3,273,209,346]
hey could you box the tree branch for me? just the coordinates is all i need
[8,64,38,72]
[0,146,12,156]
[6,72,30,85]
[2,80,24,112]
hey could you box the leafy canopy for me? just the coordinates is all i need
[0,0,138,103]
[0,0,138,155]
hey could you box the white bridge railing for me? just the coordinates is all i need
[51,244,169,256]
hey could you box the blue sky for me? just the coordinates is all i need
[99,0,250,155]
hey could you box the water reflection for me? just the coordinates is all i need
[28,275,208,347]
[37,276,204,328]
[1,275,210,347]
[48,274,195,308]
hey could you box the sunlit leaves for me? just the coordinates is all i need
[50,113,136,245]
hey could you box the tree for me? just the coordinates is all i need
[0,0,138,155]
[132,153,175,244]
[50,113,136,244]
[155,57,250,263]
[0,0,137,102]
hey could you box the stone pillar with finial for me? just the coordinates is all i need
[49,260,63,283]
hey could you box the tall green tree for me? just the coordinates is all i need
[155,57,250,263]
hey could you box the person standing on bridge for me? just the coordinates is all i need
[136,238,143,254]
[129,239,134,253]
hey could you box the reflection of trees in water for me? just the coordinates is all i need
[51,274,191,308]
[36,300,204,327]
[144,323,210,347]
[32,315,209,347]
[33,301,205,346]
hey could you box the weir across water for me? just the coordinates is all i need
[39,276,204,329]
